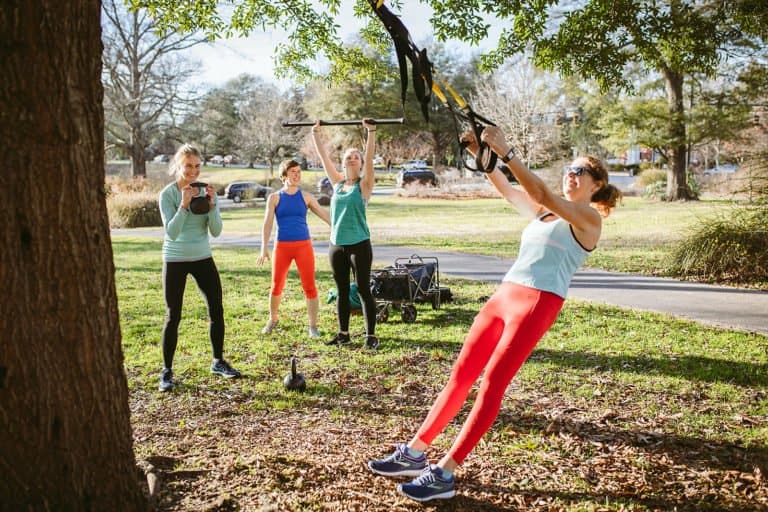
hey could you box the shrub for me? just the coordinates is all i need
[668,206,768,284]
[637,167,666,188]
[638,167,667,199]
[107,191,162,228]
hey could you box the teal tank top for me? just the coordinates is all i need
[329,179,370,245]
[503,213,592,298]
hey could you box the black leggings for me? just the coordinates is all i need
[329,240,376,335]
[162,257,224,369]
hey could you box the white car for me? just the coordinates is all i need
[400,159,428,170]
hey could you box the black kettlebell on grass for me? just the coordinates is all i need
[189,181,210,214]
[283,356,306,392]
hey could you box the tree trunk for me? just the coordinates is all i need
[0,2,146,510]
[663,68,697,200]
[130,131,147,178]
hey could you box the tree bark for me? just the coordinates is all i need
[663,68,697,200]
[0,2,146,510]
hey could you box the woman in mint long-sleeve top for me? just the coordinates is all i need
[157,143,240,392]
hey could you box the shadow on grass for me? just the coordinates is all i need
[496,407,768,475]
[530,348,768,387]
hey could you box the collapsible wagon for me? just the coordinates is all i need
[370,254,450,323]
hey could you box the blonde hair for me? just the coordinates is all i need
[168,143,202,178]
[577,155,622,217]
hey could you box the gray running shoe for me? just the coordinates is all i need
[211,359,241,378]
[158,368,174,392]
[261,320,278,334]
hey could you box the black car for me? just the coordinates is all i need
[317,177,334,196]
[497,164,518,183]
[396,169,438,188]
[224,181,271,203]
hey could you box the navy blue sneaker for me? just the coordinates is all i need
[367,444,428,477]
[397,464,456,502]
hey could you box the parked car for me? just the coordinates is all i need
[224,181,271,203]
[317,176,334,196]
[397,169,438,188]
[703,164,739,175]
[400,159,428,170]
[152,154,170,163]
[497,164,518,183]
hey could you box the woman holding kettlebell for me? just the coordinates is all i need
[311,118,379,350]
[157,143,240,392]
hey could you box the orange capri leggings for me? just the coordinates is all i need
[414,281,564,464]
[270,239,318,299]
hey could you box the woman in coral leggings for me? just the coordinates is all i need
[257,159,330,337]
[368,126,622,502]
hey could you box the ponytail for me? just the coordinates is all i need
[591,184,622,217]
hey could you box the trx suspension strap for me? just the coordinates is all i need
[368,0,497,172]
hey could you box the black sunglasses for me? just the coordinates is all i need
[564,166,598,179]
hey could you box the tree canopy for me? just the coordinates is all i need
[134,0,768,198]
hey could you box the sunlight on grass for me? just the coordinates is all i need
[115,234,767,511]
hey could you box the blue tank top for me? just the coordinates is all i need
[503,213,592,298]
[275,189,310,241]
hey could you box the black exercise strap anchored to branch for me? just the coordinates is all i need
[368,0,497,172]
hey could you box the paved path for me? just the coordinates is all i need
[112,230,768,336]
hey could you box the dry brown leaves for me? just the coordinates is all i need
[130,369,768,512]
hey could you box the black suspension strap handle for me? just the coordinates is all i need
[369,0,498,173]
[281,118,405,127]
[430,71,497,173]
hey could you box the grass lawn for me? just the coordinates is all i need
[116,237,768,511]
[217,195,737,277]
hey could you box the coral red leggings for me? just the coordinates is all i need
[270,239,318,299]
[415,281,564,464]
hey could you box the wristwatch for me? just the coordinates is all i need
[501,148,515,164]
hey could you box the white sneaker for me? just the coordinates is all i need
[262,320,278,334]
[308,326,321,338]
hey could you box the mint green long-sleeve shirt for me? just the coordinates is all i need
[159,182,223,262]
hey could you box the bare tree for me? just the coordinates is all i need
[102,0,204,177]
[471,57,563,169]
[1,2,145,508]
[238,86,304,180]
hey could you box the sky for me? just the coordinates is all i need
[185,1,501,89]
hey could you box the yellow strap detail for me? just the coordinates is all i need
[431,82,448,104]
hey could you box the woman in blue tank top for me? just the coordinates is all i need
[367,127,623,502]
[257,159,330,338]
[311,118,379,349]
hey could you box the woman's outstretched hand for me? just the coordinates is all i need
[480,126,512,158]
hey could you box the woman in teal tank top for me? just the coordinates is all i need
[367,127,623,502]
[311,118,379,349]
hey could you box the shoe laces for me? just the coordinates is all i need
[387,445,408,463]
[412,467,439,486]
